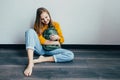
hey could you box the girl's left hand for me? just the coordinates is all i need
[50,35,60,41]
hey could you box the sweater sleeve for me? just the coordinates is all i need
[54,22,64,44]
[38,34,46,45]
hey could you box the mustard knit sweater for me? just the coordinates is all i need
[38,22,64,44]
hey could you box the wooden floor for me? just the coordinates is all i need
[0,49,120,80]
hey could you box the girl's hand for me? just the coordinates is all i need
[54,41,60,46]
[50,35,60,41]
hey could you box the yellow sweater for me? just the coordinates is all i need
[38,22,64,44]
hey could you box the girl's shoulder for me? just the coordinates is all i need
[52,21,60,27]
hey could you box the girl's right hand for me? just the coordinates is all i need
[54,41,60,46]
[50,35,60,41]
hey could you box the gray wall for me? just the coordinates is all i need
[0,0,120,44]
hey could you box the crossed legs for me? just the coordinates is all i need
[24,49,55,77]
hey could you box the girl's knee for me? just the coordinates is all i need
[25,29,36,36]
[25,29,35,34]
[67,51,74,61]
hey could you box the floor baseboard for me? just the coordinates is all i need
[0,44,120,50]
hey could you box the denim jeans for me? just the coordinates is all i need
[25,29,74,62]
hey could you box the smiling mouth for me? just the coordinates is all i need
[45,22,47,24]
[45,21,49,24]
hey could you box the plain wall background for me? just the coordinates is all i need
[0,0,120,45]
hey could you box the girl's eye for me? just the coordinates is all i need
[41,17,47,20]
[41,18,44,20]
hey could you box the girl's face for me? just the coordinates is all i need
[40,12,50,25]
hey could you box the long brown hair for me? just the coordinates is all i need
[34,7,53,34]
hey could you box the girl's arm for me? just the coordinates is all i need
[38,22,64,45]
[38,35,60,46]
[53,22,64,44]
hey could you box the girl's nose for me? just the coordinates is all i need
[44,18,47,22]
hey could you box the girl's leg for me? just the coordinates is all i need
[48,48,74,62]
[33,55,55,63]
[25,29,45,55]
[34,48,74,63]
[24,29,45,76]
[24,49,34,76]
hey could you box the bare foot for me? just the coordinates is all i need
[33,56,45,63]
[24,63,34,76]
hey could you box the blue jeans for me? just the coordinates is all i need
[25,29,74,62]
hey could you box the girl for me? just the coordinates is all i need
[24,7,74,76]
